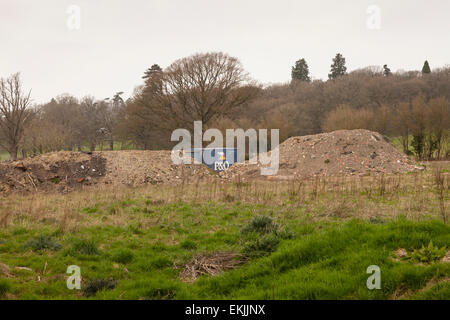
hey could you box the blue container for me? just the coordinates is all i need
[188,148,238,171]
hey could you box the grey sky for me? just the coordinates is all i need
[1,0,449,103]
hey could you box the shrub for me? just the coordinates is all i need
[25,235,61,252]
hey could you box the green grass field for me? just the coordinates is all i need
[0,168,448,300]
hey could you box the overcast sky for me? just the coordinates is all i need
[1,0,449,103]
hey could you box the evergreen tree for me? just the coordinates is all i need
[291,58,311,82]
[383,64,391,76]
[328,53,347,79]
[421,60,431,74]
[142,64,162,80]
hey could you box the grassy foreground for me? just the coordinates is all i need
[0,168,449,300]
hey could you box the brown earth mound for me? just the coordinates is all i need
[0,150,214,195]
[220,129,421,181]
[0,152,106,194]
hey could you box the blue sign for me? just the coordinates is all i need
[188,148,238,171]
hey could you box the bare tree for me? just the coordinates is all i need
[135,52,260,132]
[0,73,33,160]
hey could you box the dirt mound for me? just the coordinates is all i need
[220,129,420,180]
[0,150,214,194]
[98,150,214,187]
[0,152,106,194]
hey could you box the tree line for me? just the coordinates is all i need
[0,52,449,160]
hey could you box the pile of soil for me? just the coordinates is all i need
[220,129,421,181]
[0,150,214,194]
[0,152,107,194]
[98,150,214,187]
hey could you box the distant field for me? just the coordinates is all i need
[0,166,448,300]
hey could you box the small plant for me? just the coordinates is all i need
[49,176,61,184]
[111,249,134,264]
[406,241,447,264]
[241,216,278,235]
[69,239,100,256]
[25,235,62,252]
[324,159,330,164]
[82,278,118,297]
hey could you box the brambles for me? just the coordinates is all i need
[25,235,61,252]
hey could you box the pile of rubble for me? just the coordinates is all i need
[0,150,214,195]
[0,152,106,194]
[220,129,421,181]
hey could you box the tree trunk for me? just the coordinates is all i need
[9,146,18,161]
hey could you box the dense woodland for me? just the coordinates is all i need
[1,52,449,161]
